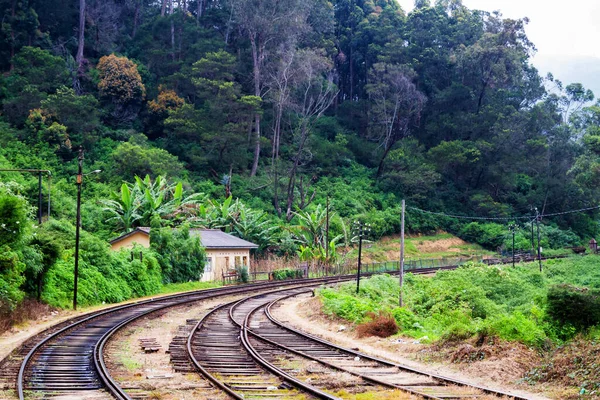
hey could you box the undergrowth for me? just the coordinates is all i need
[317,255,600,346]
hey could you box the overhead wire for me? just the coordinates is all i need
[408,204,600,222]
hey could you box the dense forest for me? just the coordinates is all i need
[1,0,600,317]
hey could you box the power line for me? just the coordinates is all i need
[539,205,600,218]
[408,204,600,222]
[408,206,533,221]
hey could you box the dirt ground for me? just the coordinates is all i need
[413,237,468,253]
[271,292,558,400]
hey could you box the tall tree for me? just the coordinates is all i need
[284,49,337,220]
[365,63,426,177]
[76,0,85,71]
[231,0,311,176]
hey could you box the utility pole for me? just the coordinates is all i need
[37,172,42,225]
[354,221,370,294]
[535,207,542,272]
[74,148,84,310]
[325,195,330,267]
[529,206,535,255]
[399,199,405,306]
[509,223,516,268]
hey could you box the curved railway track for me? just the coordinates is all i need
[188,286,531,400]
[258,290,531,399]
[12,277,346,399]
[3,264,542,400]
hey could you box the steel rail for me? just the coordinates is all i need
[186,281,353,400]
[232,292,341,400]
[241,292,440,399]
[17,276,344,400]
[265,290,532,400]
[15,256,563,400]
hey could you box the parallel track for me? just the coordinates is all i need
[7,260,551,399]
[15,277,346,399]
[187,287,532,400]
[257,290,531,399]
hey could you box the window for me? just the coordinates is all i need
[243,256,248,266]
[225,256,230,269]
[235,256,241,266]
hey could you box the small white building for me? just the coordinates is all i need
[109,228,258,282]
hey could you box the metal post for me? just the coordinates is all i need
[400,199,405,307]
[73,148,84,310]
[512,227,515,268]
[38,172,42,225]
[325,195,330,265]
[356,224,362,294]
[47,174,51,220]
[535,208,542,272]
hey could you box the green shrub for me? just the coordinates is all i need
[459,222,505,249]
[547,284,600,331]
[236,265,249,283]
[150,224,205,283]
[272,268,303,280]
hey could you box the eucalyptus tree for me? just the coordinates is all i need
[231,0,312,176]
[284,50,338,220]
[365,63,426,177]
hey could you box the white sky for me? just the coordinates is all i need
[397,0,600,59]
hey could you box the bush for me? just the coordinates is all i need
[356,311,398,338]
[236,265,249,283]
[547,284,600,331]
[150,224,205,283]
[459,222,505,249]
[272,268,303,280]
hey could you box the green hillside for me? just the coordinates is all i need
[1,0,599,328]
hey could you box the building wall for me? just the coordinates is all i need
[110,235,253,282]
[202,248,251,282]
[110,232,150,251]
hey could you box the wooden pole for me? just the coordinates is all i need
[356,227,362,294]
[399,199,405,307]
[536,208,542,272]
[325,195,330,266]
[73,148,84,310]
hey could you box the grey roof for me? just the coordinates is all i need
[190,228,259,249]
[110,227,258,249]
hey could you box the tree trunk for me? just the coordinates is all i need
[286,123,310,220]
[249,36,262,177]
[170,20,175,61]
[76,0,86,71]
[161,0,167,16]
[376,143,393,178]
[9,0,16,70]
[132,0,140,37]
[196,0,204,23]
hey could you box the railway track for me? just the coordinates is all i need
[187,286,531,400]
[3,263,542,399]
[260,290,531,399]
[9,277,347,400]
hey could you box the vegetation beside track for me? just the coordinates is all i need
[318,255,600,346]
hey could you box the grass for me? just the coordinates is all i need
[318,255,600,347]
[158,280,222,294]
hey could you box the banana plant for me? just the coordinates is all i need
[101,183,141,232]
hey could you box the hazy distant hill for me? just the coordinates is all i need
[533,55,600,100]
